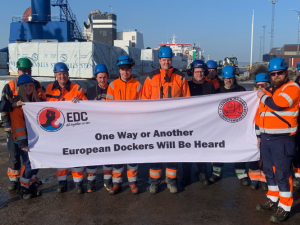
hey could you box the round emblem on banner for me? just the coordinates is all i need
[37,108,65,132]
[218,97,248,123]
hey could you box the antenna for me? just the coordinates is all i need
[262,25,266,55]
[259,36,263,62]
[109,5,113,14]
[270,0,278,51]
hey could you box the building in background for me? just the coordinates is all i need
[114,30,144,49]
[263,44,300,66]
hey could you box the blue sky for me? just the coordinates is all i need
[0,0,299,62]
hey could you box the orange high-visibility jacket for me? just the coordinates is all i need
[10,107,28,148]
[205,77,222,90]
[258,80,300,136]
[142,68,190,99]
[106,77,142,101]
[45,80,87,101]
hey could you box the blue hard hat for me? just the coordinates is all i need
[222,65,236,78]
[159,46,173,58]
[17,74,34,86]
[190,60,206,70]
[94,63,108,75]
[53,62,69,73]
[268,57,287,72]
[255,73,270,83]
[206,60,217,69]
[117,55,134,68]
[297,60,300,70]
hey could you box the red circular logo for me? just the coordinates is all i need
[218,97,248,123]
[37,107,65,132]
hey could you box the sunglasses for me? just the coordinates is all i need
[270,71,285,76]
[256,84,266,89]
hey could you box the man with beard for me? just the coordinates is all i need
[209,65,249,186]
[256,57,300,223]
[205,60,223,90]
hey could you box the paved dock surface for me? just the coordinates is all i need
[0,127,299,225]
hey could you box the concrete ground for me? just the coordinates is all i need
[0,127,299,225]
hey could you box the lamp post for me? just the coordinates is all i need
[291,8,300,55]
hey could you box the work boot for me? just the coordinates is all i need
[240,177,250,186]
[249,182,258,190]
[256,198,277,211]
[149,184,159,194]
[57,181,67,193]
[180,176,191,187]
[17,187,33,200]
[29,184,42,197]
[129,184,139,194]
[167,184,178,194]
[209,174,220,183]
[76,183,84,194]
[104,182,113,191]
[261,182,268,191]
[8,181,18,191]
[293,178,300,187]
[199,173,209,186]
[109,184,121,195]
[87,180,96,193]
[270,206,290,223]
[30,181,40,190]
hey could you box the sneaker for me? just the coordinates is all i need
[293,178,300,188]
[129,184,139,194]
[104,182,113,191]
[256,198,277,211]
[209,174,220,183]
[240,177,250,186]
[149,184,159,194]
[199,173,209,186]
[250,182,258,190]
[8,181,18,191]
[109,184,121,195]
[87,181,96,193]
[76,184,84,194]
[57,181,67,193]
[167,184,178,194]
[261,182,268,191]
[270,206,290,223]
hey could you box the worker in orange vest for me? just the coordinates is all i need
[0,58,44,191]
[45,62,87,194]
[256,57,300,223]
[105,55,142,195]
[10,74,42,199]
[142,46,190,194]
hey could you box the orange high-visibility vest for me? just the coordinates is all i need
[142,68,190,99]
[106,77,142,101]
[258,80,300,136]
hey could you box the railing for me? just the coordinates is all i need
[12,14,67,23]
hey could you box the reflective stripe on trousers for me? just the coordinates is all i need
[7,167,20,182]
[86,166,97,181]
[103,165,112,181]
[112,165,124,184]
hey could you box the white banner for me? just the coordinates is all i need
[23,91,260,169]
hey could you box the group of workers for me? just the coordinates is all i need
[1,45,300,223]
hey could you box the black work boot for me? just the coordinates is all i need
[57,181,67,193]
[261,182,268,191]
[240,177,250,186]
[75,183,84,194]
[17,186,33,200]
[104,181,113,191]
[87,180,96,193]
[199,173,209,186]
[270,206,290,223]
[209,174,220,183]
[249,182,258,190]
[293,178,300,187]
[8,181,18,191]
[29,184,42,197]
[256,198,277,211]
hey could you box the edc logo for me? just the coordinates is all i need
[37,108,65,132]
[218,97,248,123]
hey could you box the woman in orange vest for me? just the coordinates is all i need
[10,74,42,199]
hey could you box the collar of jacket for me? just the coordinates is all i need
[51,80,71,92]
[159,67,174,77]
[118,76,133,83]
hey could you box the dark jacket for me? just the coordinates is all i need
[188,80,215,96]
[86,83,109,100]
[216,83,246,93]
